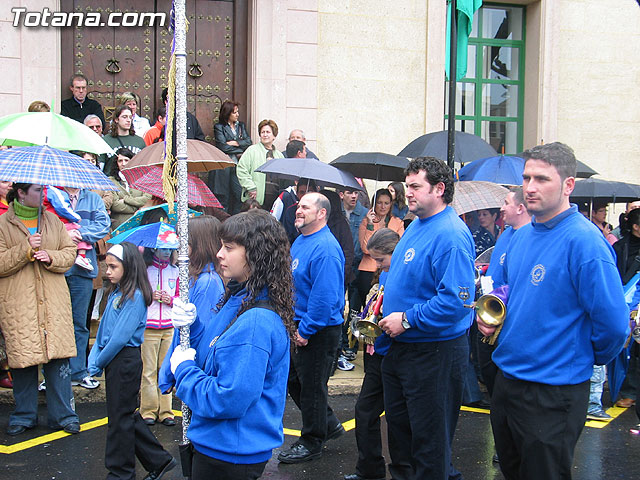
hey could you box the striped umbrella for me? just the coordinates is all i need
[0,145,116,191]
[452,181,510,215]
[121,165,222,208]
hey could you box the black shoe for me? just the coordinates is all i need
[492,453,500,463]
[344,474,386,480]
[6,424,34,436]
[143,417,156,426]
[326,422,345,441]
[277,443,322,464]
[63,422,80,434]
[161,417,176,426]
[143,457,176,480]
[465,399,491,409]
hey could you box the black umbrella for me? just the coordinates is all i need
[516,151,598,179]
[330,152,409,181]
[398,130,497,164]
[570,178,640,203]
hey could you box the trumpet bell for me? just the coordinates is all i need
[356,317,383,338]
[476,294,506,327]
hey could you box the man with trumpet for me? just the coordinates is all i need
[378,157,476,480]
[477,142,629,480]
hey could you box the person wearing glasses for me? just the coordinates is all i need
[60,74,106,131]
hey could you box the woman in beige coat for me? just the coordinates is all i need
[108,148,152,229]
[0,183,80,436]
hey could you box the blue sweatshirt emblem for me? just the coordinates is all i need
[291,258,299,271]
[403,248,415,264]
[530,264,546,285]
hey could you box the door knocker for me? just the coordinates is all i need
[188,63,203,78]
[105,58,121,74]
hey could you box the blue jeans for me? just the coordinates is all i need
[382,335,467,480]
[588,365,606,413]
[66,275,94,381]
[10,358,78,429]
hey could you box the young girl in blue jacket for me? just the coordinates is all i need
[169,210,296,480]
[88,242,175,480]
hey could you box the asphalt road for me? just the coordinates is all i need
[1,394,639,479]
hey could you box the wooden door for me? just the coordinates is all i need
[61,0,248,142]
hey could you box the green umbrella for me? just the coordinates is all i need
[0,111,114,155]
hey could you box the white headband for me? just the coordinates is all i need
[107,244,124,261]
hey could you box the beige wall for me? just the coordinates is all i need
[0,1,61,117]
[554,0,640,183]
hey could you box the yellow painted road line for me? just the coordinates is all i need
[2,405,625,454]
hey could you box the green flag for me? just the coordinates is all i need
[445,0,482,81]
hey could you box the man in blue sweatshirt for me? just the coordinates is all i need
[477,142,629,480]
[378,157,476,480]
[278,192,346,464]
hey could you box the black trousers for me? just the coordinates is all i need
[491,371,589,480]
[354,352,410,479]
[382,336,467,480]
[105,347,172,480]
[192,448,267,480]
[287,325,341,451]
[476,333,498,397]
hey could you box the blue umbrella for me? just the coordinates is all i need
[0,145,116,191]
[458,155,524,185]
[112,203,202,236]
[255,158,363,191]
[108,222,180,249]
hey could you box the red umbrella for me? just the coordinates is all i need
[121,165,222,208]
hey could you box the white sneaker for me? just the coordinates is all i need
[72,376,99,389]
[38,380,46,391]
[337,355,355,371]
[74,256,94,271]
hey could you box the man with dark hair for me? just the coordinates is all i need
[278,192,346,464]
[102,105,146,174]
[285,140,307,159]
[161,88,205,141]
[478,142,629,479]
[143,106,167,146]
[378,156,475,480]
[60,74,106,130]
[282,129,318,159]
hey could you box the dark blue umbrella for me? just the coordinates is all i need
[457,155,524,185]
[330,152,409,181]
[398,130,497,164]
[255,158,363,191]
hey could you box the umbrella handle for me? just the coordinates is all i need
[37,186,44,233]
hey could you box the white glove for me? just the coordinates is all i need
[172,298,197,328]
[170,346,196,374]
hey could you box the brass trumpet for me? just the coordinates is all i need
[466,285,509,345]
[356,286,384,340]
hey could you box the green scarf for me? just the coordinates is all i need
[13,200,39,220]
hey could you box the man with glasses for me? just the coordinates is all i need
[83,115,103,137]
[60,74,105,131]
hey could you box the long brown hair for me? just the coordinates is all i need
[218,210,296,339]
[188,215,221,282]
[107,242,153,307]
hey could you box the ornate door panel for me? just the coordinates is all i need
[61,0,157,123]
[62,0,247,143]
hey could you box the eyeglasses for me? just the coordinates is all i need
[88,125,101,130]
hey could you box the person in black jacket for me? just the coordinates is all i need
[320,189,355,289]
[60,74,106,130]
[209,100,252,214]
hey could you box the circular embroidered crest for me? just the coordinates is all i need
[404,248,415,264]
[530,264,546,285]
[499,253,506,266]
[291,258,299,271]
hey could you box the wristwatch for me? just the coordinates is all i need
[401,312,411,330]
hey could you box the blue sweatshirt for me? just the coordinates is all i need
[291,225,345,338]
[173,289,290,464]
[87,288,147,376]
[485,226,516,289]
[158,265,225,392]
[383,206,476,342]
[493,206,630,385]
[64,189,110,279]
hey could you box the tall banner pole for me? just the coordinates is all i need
[173,0,191,446]
[447,0,458,172]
